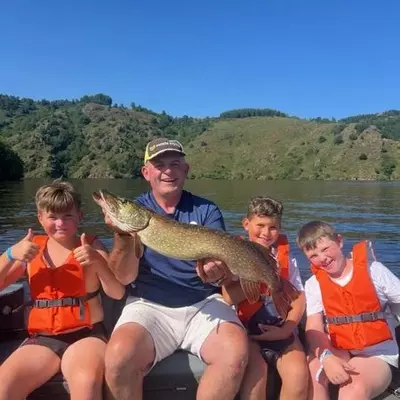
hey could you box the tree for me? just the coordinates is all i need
[80,94,112,106]
[0,142,24,180]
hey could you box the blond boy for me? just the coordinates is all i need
[298,220,400,400]
[0,180,125,400]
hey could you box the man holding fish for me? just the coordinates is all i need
[98,138,250,400]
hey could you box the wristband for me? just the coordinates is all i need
[315,349,334,382]
[319,348,333,362]
[5,247,15,261]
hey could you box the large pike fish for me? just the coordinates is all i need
[93,189,298,318]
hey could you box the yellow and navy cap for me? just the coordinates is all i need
[144,138,185,163]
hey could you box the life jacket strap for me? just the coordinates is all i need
[33,290,100,320]
[326,311,386,325]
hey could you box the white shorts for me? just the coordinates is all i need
[114,293,243,370]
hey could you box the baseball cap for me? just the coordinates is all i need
[144,138,186,163]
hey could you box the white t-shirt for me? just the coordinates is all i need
[259,253,304,317]
[305,261,400,367]
[287,257,304,291]
[269,245,304,291]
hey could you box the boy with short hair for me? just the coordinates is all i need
[298,220,400,400]
[223,196,308,400]
[0,179,125,400]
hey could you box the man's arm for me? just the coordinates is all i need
[91,239,126,300]
[108,233,141,285]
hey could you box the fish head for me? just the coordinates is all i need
[92,189,151,233]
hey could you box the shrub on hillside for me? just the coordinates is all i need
[333,135,344,145]
[349,133,359,141]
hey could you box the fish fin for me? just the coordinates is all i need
[271,278,300,320]
[240,279,261,304]
[249,241,280,275]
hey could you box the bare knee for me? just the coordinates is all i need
[208,328,249,378]
[280,364,309,398]
[105,324,154,383]
[339,379,370,399]
[67,368,103,399]
[105,338,142,378]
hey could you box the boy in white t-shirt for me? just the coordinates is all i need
[223,196,308,400]
[298,220,400,400]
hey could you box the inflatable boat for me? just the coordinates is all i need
[1,283,399,399]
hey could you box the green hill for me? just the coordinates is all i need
[186,117,400,180]
[0,94,210,179]
[0,94,399,180]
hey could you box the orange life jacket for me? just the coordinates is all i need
[237,234,290,323]
[27,235,99,335]
[312,240,392,350]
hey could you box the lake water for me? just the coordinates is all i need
[0,179,399,281]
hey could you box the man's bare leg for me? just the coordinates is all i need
[105,323,155,400]
[197,322,249,400]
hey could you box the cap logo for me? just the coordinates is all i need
[144,138,185,163]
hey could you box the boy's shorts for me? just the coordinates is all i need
[257,335,295,365]
[246,305,295,365]
[20,322,108,358]
[114,293,243,371]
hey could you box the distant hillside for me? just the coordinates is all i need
[0,94,399,180]
[0,94,211,179]
[185,117,400,180]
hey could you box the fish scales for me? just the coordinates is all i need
[92,189,299,317]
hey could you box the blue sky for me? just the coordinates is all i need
[1,0,399,119]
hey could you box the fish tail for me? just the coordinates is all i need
[271,278,300,320]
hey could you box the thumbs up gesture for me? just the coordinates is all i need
[73,233,99,267]
[9,229,40,262]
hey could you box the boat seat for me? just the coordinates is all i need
[1,286,399,399]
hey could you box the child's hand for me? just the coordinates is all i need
[10,229,39,262]
[73,233,103,267]
[322,354,356,385]
[250,323,291,341]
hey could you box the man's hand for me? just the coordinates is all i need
[101,206,131,236]
[249,323,292,342]
[196,258,231,284]
[9,229,39,262]
[322,354,356,385]
[73,233,104,267]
